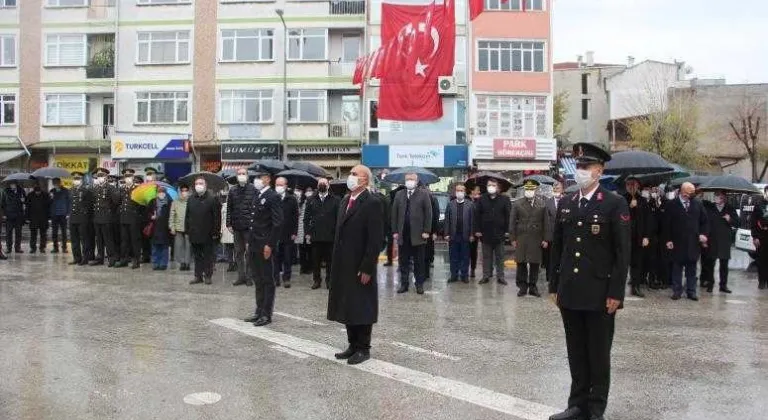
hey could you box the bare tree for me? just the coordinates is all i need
[728,93,766,182]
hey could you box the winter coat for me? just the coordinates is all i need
[474,193,512,246]
[662,197,709,263]
[25,190,50,228]
[169,198,187,233]
[185,191,221,245]
[702,201,738,260]
[226,183,257,231]
[391,187,433,246]
[221,204,234,244]
[304,193,341,243]
[148,197,173,245]
[49,187,71,217]
[1,186,25,220]
[279,193,299,242]
[444,199,474,242]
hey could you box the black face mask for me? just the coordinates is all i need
[318,184,328,193]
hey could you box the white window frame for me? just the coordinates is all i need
[220,29,274,62]
[455,99,466,144]
[476,39,546,73]
[475,95,547,138]
[137,0,192,5]
[136,31,191,65]
[135,91,189,124]
[0,0,17,8]
[46,0,89,7]
[287,90,327,123]
[286,28,328,61]
[0,35,16,67]
[484,0,545,12]
[44,34,87,67]
[0,94,16,126]
[219,90,274,124]
[44,94,87,126]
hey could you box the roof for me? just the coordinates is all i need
[554,62,625,71]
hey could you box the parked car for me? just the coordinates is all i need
[733,184,766,259]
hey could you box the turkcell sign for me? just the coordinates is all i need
[111,133,191,159]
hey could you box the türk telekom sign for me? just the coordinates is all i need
[493,139,536,160]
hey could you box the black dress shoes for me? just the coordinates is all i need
[253,317,271,327]
[497,279,508,285]
[68,260,81,265]
[243,314,261,323]
[517,288,528,297]
[334,347,355,360]
[549,406,584,420]
[203,276,212,285]
[719,286,732,294]
[131,261,140,269]
[706,285,714,293]
[232,279,247,286]
[88,260,103,266]
[416,285,424,294]
[283,281,291,289]
[671,294,682,300]
[447,276,458,283]
[528,286,541,297]
[311,281,322,290]
[189,278,203,285]
[478,278,490,285]
[631,285,645,298]
[347,351,370,365]
[396,285,409,294]
[687,295,699,301]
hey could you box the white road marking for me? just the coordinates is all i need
[725,299,747,305]
[390,341,461,361]
[424,291,439,295]
[211,318,559,420]
[183,392,221,406]
[273,311,327,326]
[270,345,310,359]
[624,297,643,302]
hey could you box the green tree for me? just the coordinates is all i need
[553,91,569,139]
[728,92,766,182]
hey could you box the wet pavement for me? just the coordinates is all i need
[0,246,766,420]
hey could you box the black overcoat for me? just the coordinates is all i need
[662,198,709,263]
[303,193,341,243]
[148,198,173,245]
[25,190,50,228]
[327,190,384,325]
[702,201,738,260]
[185,191,221,245]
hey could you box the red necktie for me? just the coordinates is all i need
[346,198,355,213]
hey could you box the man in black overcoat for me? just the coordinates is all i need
[185,177,221,285]
[328,165,383,365]
[701,190,738,293]
[622,176,651,297]
[304,177,340,290]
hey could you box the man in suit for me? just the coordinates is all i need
[444,184,474,283]
[68,171,94,266]
[391,173,433,295]
[328,165,383,365]
[549,142,631,420]
[469,186,482,278]
[244,168,283,327]
[304,177,341,290]
[274,176,299,289]
[701,190,738,293]
[663,182,709,301]
[510,179,550,297]
[752,185,768,290]
[1,181,25,254]
[622,176,651,297]
[424,191,439,280]
[474,178,512,285]
[543,181,563,287]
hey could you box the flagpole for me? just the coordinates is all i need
[465,0,473,176]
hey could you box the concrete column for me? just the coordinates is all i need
[19,0,42,146]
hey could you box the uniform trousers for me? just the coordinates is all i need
[481,242,505,281]
[51,215,68,251]
[560,308,616,418]
[249,237,276,319]
[191,242,215,279]
[312,241,333,284]
[629,244,644,287]
[93,223,115,262]
[700,257,729,288]
[29,225,48,252]
[516,262,540,289]
[70,222,91,263]
[346,324,372,352]
[299,243,312,273]
[120,222,142,263]
[233,230,252,282]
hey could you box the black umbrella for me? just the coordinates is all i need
[1,172,36,188]
[32,167,72,179]
[286,161,330,178]
[217,168,237,179]
[248,159,287,175]
[698,175,760,194]
[383,167,439,185]
[330,178,349,196]
[276,169,318,190]
[603,150,674,175]
[616,171,676,188]
[523,174,557,185]
[670,175,715,188]
[464,171,512,193]
[179,171,227,191]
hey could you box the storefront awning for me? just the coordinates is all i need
[560,157,576,177]
[0,149,26,165]
[475,161,551,171]
[220,161,252,171]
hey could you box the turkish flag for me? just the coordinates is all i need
[377,0,455,121]
[469,0,483,20]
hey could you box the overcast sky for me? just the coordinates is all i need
[552,0,768,83]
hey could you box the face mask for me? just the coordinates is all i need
[346,175,359,190]
[108,181,117,187]
[294,190,302,197]
[181,191,189,199]
[195,184,205,194]
[641,190,650,199]
[305,191,314,198]
[72,180,82,187]
[276,186,286,195]
[651,192,658,199]
[574,169,595,189]
[124,177,134,186]
[145,175,154,182]
[405,180,417,190]
[237,175,247,184]
[524,190,535,199]
[158,193,167,200]
[554,192,562,199]
[253,179,264,190]
[487,185,498,195]
[666,191,676,200]
[455,191,465,201]
[318,184,328,193]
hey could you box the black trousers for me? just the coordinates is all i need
[70,221,91,263]
[299,243,312,273]
[399,241,426,287]
[560,308,616,417]
[29,225,48,251]
[51,215,68,250]
[141,236,152,263]
[758,239,768,286]
[700,256,729,288]
[5,219,22,251]
[249,238,276,319]
[425,238,435,278]
[516,262,540,289]
[233,230,252,282]
[629,244,644,287]
[469,239,479,272]
[191,242,215,279]
[386,236,395,263]
[111,222,121,254]
[120,222,142,263]
[94,223,115,262]
[312,241,333,283]
[346,324,373,352]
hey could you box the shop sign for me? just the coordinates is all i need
[493,139,536,160]
[221,142,280,161]
[53,156,90,173]
[287,145,361,155]
[389,145,444,168]
[99,158,120,175]
[111,133,191,159]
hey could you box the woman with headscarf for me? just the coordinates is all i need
[148,186,173,270]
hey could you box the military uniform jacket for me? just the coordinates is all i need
[69,186,94,224]
[510,196,550,264]
[549,186,631,311]
[751,198,768,241]
[118,184,143,224]
[250,187,284,249]
[92,184,118,224]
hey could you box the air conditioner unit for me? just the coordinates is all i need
[369,78,380,87]
[330,123,346,137]
[438,76,457,95]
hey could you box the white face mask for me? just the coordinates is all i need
[487,185,498,195]
[405,180,417,190]
[651,192,659,199]
[124,177,134,186]
[554,192,562,199]
[641,190,650,199]
[253,179,264,190]
[455,191,465,201]
[237,174,247,184]
[294,190,302,197]
[524,190,535,199]
[72,180,82,187]
[145,175,154,182]
[574,169,595,189]
[305,191,314,198]
[195,184,205,194]
[666,191,676,200]
[276,186,286,195]
[346,175,359,190]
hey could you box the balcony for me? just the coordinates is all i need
[86,124,113,140]
[330,0,365,15]
[87,35,114,79]
[329,61,356,77]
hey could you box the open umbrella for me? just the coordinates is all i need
[604,150,674,175]
[286,161,330,178]
[217,168,237,180]
[615,171,675,188]
[383,167,439,185]
[464,171,512,193]
[670,163,691,179]
[31,167,72,179]
[698,175,760,194]
[1,172,36,188]
[670,175,715,188]
[276,169,318,190]
[131,181,179,206]
[248,159,287,175]
[523,174,557,186]
[179,171,227,191]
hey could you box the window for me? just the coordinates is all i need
[581,73,589,94]
[137,31,190,64]
[221,29,273,62]
[287,90,326,122]
[45,34,87,67]
[477,40,545,72]
[0,95,15,125]
[454,36,466,83]
[455,100,466,144]
[0,35,15,67]
[484,0,543,11]
[287,29,327,61]
[47,0,88,6]
[219,90,273,123]
[137,0,190,4]
[0,0,16,8]
[368,100,379,144]
[475,95,547,138]
[45,94,87,126]
[136,92,189,124]
[581,99,590,120]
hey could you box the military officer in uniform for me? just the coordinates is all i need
[116,169,143,269]
[510,179,551,297]
[108,174,122,255]
[68,171,94,266]
[90,168,118,266]
[548,143,630,420]
[752,185,768,290]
